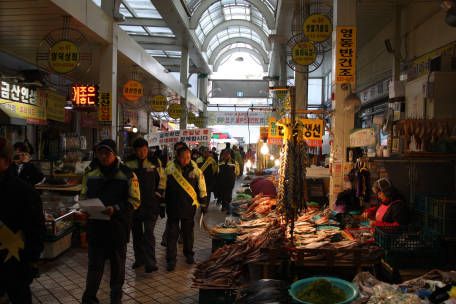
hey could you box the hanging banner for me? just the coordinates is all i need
[99,92,112,125]
[268,117,284,145]
[302,119,324,147]
[292,41,316,66]
[123,109,138,126]
[99,126,112,140]
[194,117,204,127]
[36,89,46,108]
[303,14,332,43]
[46,92,70,122]
[260,127,269,140]
[48,40,80,74]
[150,94,167,112]
[276,90,289,100]
[349,127,376,147]
[407,43,454,82]
[276,96,291,121]
[72,85,99,107]
[81,112,99,128]
[0,100,47,125]
[123,80,143,102]
[208,111,266,126]
[187,113,196,124]
[333,27,356,84]
[144,128,212,146]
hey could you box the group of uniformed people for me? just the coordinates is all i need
[0,136,242,304]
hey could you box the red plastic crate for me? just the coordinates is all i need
[345,228,375,244]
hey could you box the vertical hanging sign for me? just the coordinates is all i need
[334,27,356,84]
[99,92,112,125]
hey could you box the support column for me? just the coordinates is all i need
[199,73,208,126]
[279,44,287,86]
[180,43,189,130]
[99,0,120,146]
[393,4,401,81]
[329,0,357,207]
[294,3,309,115]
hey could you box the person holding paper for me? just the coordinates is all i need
[80,139,141,304]
[0,138,45,304]
[123,138,165,273]
[160,146,207,271]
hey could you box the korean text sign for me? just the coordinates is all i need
[334,27,356,84]
[207,111,266,126]
[99,92,112,125]
[302,119,324,147]
[145,128,212,146]
[47,92,70,122]
[0,99,47,125]
[72,85,99,106]
[268,117,283,145]
[1,81,42,107]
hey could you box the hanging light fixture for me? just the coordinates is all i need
[275,159,280,166]
[260,138,269,155]
[270,155,274,160]
[132,127,138,133]
[64,85,73,109]
[246,159,252,169]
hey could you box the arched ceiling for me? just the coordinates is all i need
[213,47,268,72]
[209,37,267,64]
[206,26,267,57]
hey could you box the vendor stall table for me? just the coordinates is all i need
[36,184,82,195]
[257,247,378,279]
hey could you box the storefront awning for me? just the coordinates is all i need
[0,105,27,126]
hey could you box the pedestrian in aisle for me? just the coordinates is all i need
[196,147,217,204]
[233,145,243,178]
[9,142,45,186]
[239,146,246,176]
[123,138,165,273]
[217,148,239,213]
[80,139,141,304]
[0,138,45,304]
[160,146,207,271]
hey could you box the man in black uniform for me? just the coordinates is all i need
[81,139,140,304]
[124,138,165,273]
[0,138,45,304]
[196,147,217,204]
[159,147,207,271]
[217,149,239,212]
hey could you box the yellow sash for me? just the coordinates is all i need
[169,163,200,209]
[200,157,213,173]
[0,221,25,262]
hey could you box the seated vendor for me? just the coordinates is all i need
[362,177,410,227]
[250,176,277,199]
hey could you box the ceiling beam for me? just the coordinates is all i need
[209,37,268,64]
[139,43,182,51]
[120,18,168,27]
[130,35,179,45]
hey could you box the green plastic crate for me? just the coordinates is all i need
[428,215,456,237]
[375,226,441,252]
[411,208,428,226]
[382,251,447,269]
[199,288,237,304]
[428,195,456,219]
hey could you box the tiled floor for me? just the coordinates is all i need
[30,178,255,304]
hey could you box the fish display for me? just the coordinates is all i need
[235,279,291,304]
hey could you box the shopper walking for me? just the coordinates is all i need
[196,147,217,204]
[239,146,246,176]
[0,138,45,304]
[159,146,207,271]
[123,138,165,273]
[9,142,44,186]
[217,149,239,212]
[81,139,141,304]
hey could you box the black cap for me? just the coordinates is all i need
[97,139,117,155]
[221,149,231,155]
[202,147,209,152]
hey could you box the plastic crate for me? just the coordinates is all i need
[411,208,428,226]
[428,215,456,237]
[428,195,456,219]
[345,228,375,244]
[380,260,401,284]
[375,226,441,252]
[199,288,237,304]
[382,251,447,269]
[426,140,456,153]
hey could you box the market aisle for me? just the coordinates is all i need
[29,178,251,304]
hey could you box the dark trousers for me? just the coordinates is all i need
[218,187,233,209]
[162,221,183,241]
[131,214,159,267]
[82,244,127,304]
[0,262,33,304]
[206,185,212,203]
[239,163,244,176]
[166,218,195,265]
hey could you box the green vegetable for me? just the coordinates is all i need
[295,279,347,304]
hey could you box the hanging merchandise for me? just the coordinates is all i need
[355,160,371,203]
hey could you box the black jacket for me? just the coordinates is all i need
[196,156,217,189]
[161,160,207,219]
[0,170,45,268]
[81,159,141,245]
[217,158,239,189]
[210,151,219,163]
[374,192,410,225]
[9,162,44,186]
[123,153,165,219]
